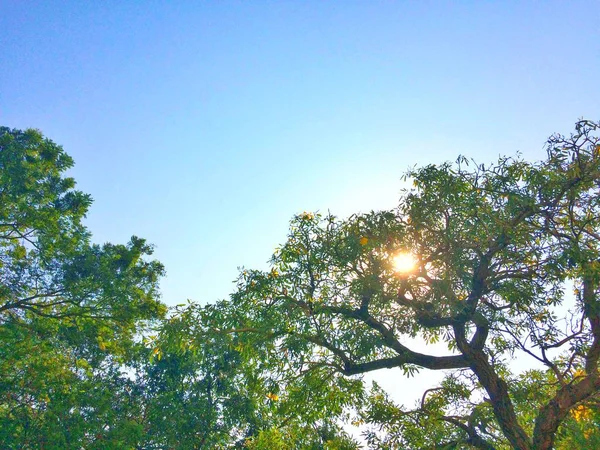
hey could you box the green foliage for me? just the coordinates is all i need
[4,121,600,449]
[198,120,600,449]
[0,127,165,326]
[0,127,166,448]
[137,302,361,449]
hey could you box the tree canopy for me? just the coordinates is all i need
[2,121,600,449]
[0,127,167,447]
[181,120,600,449]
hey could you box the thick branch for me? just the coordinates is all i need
[454,323,532,450]
[533,375,600,450]
[342,352,468,375]
[532,274,600,450]
[441,416,497,450]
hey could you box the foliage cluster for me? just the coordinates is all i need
[1,122,600,449]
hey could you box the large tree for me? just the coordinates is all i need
[0,127,166,448]
[197,120,600,449]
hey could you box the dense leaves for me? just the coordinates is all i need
[0,127,165,326]
[193,120,600,449]
[3,121,600,449]
[137,304,360,449]
[0,127,166,448]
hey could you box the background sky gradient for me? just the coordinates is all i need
[2,0,599,313]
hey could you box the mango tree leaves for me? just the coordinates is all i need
[139,302,361,449]
[204,121,600,449]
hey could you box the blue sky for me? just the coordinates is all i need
[2,1,599,307]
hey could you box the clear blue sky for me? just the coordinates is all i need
[2,1,599,307]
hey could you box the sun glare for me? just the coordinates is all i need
[393,252,417,274]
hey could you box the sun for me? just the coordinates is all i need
[392,252,417,274]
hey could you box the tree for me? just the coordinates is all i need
[199,120,600,449]
[137,302,362,449]
[0,127,165,325]
[0,127,166,448]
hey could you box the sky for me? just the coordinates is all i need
[2,0,599,313]
[2,0,600,425]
